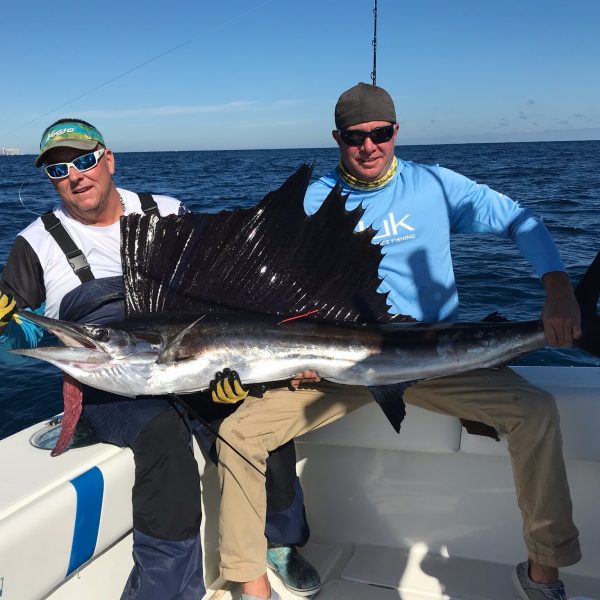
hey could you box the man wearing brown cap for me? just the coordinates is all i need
[215,84,580,600]
[308,82,579,599]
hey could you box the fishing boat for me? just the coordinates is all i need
[2,2,598,598]
[1,364,599,600]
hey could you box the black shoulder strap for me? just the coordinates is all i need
[137,193,160,216]
[41,212,95,283]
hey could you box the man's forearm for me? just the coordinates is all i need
[541,271,581,345]
[542,271,576,299]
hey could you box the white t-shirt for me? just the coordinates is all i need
[16,188,181,318]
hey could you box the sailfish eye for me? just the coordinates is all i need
[84,325,109,342]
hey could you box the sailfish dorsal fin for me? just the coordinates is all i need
[121,163,408,324]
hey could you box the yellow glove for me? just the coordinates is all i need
[0,292,20,327]
[211,369,250,404]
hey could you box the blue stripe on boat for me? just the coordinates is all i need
[67,466,104,575]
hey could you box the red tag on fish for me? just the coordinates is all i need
[279,309,320,324]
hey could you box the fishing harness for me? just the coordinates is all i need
[41,193,160,283]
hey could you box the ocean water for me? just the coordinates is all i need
[0,141,599,439]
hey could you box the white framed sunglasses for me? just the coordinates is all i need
[44,148,106,179]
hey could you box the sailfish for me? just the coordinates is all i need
[14,164,600,455]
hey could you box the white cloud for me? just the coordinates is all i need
[238,118,313,129]
[86,101,259,119]
[82,99,308,120]
[271,99,307,109]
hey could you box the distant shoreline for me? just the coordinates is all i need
[8,137,600,157]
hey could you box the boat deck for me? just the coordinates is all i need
[1,366,599,600]
[52,535,597,599]
[203,540,600,599]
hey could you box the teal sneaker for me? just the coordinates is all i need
[513,561,566,600]
[266,544,321,597]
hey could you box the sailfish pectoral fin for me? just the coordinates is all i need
[157,316,205,365]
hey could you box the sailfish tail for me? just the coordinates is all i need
[574,250,600,358]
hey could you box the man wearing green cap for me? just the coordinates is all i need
[214,83,580,600]
[0,117,321,600]
[0,117,207,599]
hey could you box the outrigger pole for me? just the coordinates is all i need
[371,0,378,85]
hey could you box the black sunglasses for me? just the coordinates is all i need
[338,124,395,147]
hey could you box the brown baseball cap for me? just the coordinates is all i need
[335,82,396,130]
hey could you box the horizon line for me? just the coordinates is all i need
[6,137,600,157]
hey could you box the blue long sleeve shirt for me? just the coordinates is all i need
[304,160,564,322]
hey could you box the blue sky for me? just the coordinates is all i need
[1,0,599,153]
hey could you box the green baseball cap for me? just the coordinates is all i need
[35,121,105,167]
[335,82,396,130]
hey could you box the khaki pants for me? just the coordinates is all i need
[216,367,580,581]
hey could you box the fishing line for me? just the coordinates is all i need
[171,393,268,481]
[18,182,44,217]
[371,0,378,85]
[0,40,192,139]
[1,0,276,142]
[172,391,302,500]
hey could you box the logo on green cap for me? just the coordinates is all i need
[39,122,105,153]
